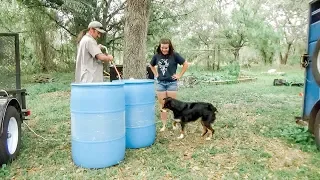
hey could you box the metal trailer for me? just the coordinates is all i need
[302,0,320,149]
[0,33,30,165]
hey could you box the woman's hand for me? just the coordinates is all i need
[172,74,181,80]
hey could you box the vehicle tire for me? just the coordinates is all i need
[0,106,22,165]
[314,110,320,150]
[311,40,320,86]
[308,106,318,134]
[309,116,315,134]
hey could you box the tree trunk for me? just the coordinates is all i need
[207,55,211,70]
[261,49,267,64]
[206,45,211,70]
[34,22,52,72]
[212,47,216,71]
[233,48,240,61]
[280,43,292,65]
[268,53,273,64]
[102,0,110,73]
[217,45,220,71]
[40,31,48,72]
[122,0,151,79]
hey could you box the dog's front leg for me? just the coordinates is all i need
[200,121,208,137]
[172,121,178,130]
[177,122,185,139]
[204,123,214,141]
[172,113,181,130]
[159,109,168,132]
[172,119,181,130]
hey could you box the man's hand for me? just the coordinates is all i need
[106,54,113,62]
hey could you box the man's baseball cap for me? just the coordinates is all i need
[88,21,106,33]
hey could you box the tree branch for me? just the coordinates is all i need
[106,1,126,25]
[0,19,13,32]
[106,36,124,46]
[150,10,194,22]
[106,18,124,32]
[197,33,209,46]
[38,9,76,37]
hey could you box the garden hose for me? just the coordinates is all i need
[101,45,122,80]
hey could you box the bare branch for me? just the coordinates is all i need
[106,1,126,25]
[106,18,124,32]
[197,33,209,46]
[151,10,195,22]
[106,36,124,46]
[38,8,76,37]
[0,19,13,32]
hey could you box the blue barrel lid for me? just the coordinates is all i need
[71,82,124,86]
[113,79,155,84]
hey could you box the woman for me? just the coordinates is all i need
[149,38,189,132]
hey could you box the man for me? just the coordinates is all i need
[75,21,114,83]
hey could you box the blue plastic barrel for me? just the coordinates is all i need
[70,82,125,168]
[114,79,156,148]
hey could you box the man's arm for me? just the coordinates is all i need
[87,40,114,62]
[96,53,114,62]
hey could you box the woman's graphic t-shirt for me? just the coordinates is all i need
[150,52,185,82]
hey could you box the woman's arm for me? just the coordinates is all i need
[149,64,159,78]
[172,61,188,80]
[179,61,189,77]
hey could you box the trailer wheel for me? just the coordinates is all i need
[311,40,320,86]
[0,106,22,165]
[314,110,320,150]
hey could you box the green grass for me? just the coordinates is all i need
[2,64,320,179]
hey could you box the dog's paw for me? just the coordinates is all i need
[161,109,167,113]
[160,127,166,132]
[205,137,212,141]
[177,134,184,139]
[201,131,208,137]
[172,124,178,130]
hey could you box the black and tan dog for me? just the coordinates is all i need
[162,97,218,140]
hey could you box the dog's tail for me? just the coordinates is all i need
[209,104,218,113]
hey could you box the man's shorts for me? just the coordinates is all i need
[156,80,178,92]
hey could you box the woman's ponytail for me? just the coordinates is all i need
[76,29,88,44]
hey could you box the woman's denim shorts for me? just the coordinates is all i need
[156,80,178,92]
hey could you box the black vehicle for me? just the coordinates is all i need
[0,33,30,165]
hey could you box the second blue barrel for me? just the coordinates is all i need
[115,79,156,148]
[70,82,125,168]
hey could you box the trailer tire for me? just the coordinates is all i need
[0,106,22,165]
[314,110,320,150]
[309,116,316,134]
[311,39,320,86]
